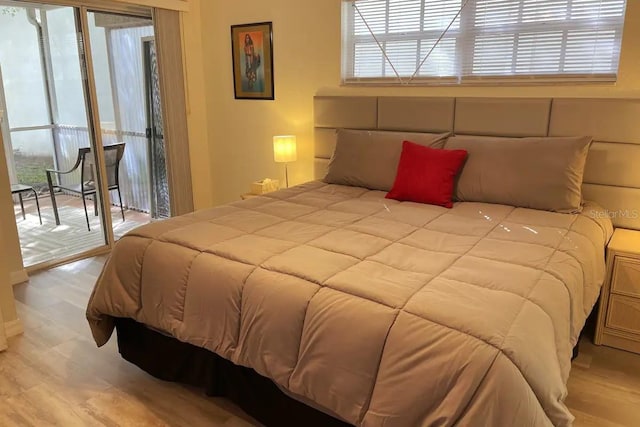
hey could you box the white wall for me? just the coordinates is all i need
[180,0,213,209]
[202,0,341,205]
[201,0,640,206]
[0,111,22,331]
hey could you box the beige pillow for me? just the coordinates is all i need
[445,135,592,213]
[324,129,450,191]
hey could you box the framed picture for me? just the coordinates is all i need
[231,22,274,100]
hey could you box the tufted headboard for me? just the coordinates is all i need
[313,96,640,230]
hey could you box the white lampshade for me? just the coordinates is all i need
[273,135,297,163]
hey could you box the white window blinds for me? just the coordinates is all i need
[342,0,627,84]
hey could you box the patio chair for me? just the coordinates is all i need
[46,143,126,231]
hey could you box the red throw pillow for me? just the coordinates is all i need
[386,141,467,208]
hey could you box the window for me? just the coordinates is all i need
[342,0,627,84]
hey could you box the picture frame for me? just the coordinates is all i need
[231,22,274,100]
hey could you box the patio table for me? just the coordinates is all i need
[11,184,42,225]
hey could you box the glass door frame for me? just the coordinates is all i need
[2,0,191,273]
[12,1,156,273]
[76,5,113,251]
[76,4,158,252]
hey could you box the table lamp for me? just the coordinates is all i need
[273,135,297,188]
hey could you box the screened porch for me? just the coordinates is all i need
[1,4,169,266]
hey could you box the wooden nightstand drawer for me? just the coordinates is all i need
[606,295,640,335]
[612,257,640,298]
[596,229,640,354]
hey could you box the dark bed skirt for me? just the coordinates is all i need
[114,318,352,427]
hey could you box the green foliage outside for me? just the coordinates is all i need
[0,7,19,16]
[13,150,54,193]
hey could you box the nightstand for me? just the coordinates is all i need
[240,193,258,200]
[595,228,640,354]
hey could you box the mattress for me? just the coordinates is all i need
[87,181,613,426]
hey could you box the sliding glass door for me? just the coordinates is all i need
[0,1,166,269]
[85,10,169,228]
[0,2,108,267]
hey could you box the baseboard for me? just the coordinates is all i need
[4,318,24,338]
[10,269,28,286]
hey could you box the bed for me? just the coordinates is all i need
[87,97,640,426]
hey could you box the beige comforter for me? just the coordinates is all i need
[87,181,613,427]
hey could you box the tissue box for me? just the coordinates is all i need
[251,179,280,195]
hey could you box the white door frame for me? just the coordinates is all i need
[0,65,17,185]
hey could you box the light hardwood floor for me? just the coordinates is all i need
[1,256,259,427]
[2,256,640,426]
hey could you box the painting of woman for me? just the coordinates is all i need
[240,31,263,92]
[243,34,261,89]
[231,22,274,99]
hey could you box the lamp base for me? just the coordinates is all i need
[285,163,289,188]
